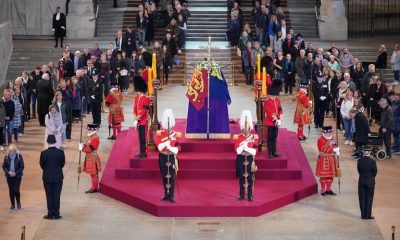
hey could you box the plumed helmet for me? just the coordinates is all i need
[239,110,253,131]
[161,109,175,130]
[142,51,152,67]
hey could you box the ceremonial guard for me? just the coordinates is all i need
[312,75,329,128]
[156,109,180,203]
[357,145,377,220]
[133,76,150,158]
[105,86,125,140]
[264,95,283,158]
[235,110,258,201]
[316,126,340,196]
[89,69,103,127]
[79,124,101,193]
[294,84,312,140]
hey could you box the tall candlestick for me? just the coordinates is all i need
[152,53,157,79]
[148,68,153,95]
[262,67,267,97]
[257,54,261,80]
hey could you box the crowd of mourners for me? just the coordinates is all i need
[228,0,400,160]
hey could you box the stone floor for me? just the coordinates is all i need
[1,83,398,240]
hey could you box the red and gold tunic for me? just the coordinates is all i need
[316,135,338,177]
[293,91,312,125]
[234,134,258,153]
[155,129,179,153]
[105,90,125,125]
[263,96,283,127]
[83,134,101,175]
[133,94,150,126]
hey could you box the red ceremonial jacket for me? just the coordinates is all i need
[234,133,258,154]
[141,68,149,84]
[155,129,179,153]
[293,91,312,125]
[263,97,283,126]
[82,134,101,174]
[316,135,338,177]
[133,94,150,126]
[106,90,125,124]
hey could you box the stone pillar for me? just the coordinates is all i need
[66,0,95,39]
[0,22,13,86]
[318,0,348,40]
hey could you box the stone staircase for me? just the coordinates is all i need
[95,0,127,40]
[286,0,318,39]
[5,48,63,83]
[186,0,228,41]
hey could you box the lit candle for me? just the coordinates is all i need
[147,67,153,95]
[152,53,157,79]
[257,54,261,80]
[262,67,267,97]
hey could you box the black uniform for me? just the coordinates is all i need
[89,77,103,127]
[52,12,66,47]
[312,77,329,128]
[36,79,54,126]
[40,146,65,218]
[357,155,377,219]
[236,154,254,200]
[159,153,176,201]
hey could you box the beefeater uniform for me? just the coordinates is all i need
[235,133,258,201]
[105,89,125,139]
[82,133,101,192]
[294,89,312,139]
[156,129,180,202]
[316,134,338,194]
[134,94,150,156]
[264,96,283,157]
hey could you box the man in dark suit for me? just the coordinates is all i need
[115,30,128,53]
[36,73,54,126]
[52,7,66,48]
[352,107,370,159]
[40,135,65,220]
[357,145,377,220]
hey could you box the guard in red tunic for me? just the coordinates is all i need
[133,76,150,158]
[155,109,180,203]
[235,110,258,201]
[316,126,340,196]
[264,95,283,158]
[105,86,125,140]
[79,124,102,193]
[294,84,312,140]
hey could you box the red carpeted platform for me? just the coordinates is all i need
[100,119,317,217]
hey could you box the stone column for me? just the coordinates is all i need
[0,22,13,86]
[66,0,95,39]
[318,0,348,40]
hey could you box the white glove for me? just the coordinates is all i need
[61,26,65,30]
[246,147,257,156]
[320,96,326,101]
[52,29,55,31]
[236,144,245,155]
[91,95,95,100]
[79,143,83,151]
[133,120,138,128]
[168,146,179,155]
[275,119,282,126]
[333,147,340,155]
[157,140,170,152]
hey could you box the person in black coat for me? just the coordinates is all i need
[36,73,54,126]
[2,144,24,210]
[115,30,128,52]
[40,135,65,220]
[89,70,103,127]
[357,145,377,220]
[351,107,370,159]
[52,7,66,48]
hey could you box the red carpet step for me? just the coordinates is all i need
[100,119,318,217]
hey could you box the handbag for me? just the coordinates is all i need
[237,48,241,57]
[120,69,128,76]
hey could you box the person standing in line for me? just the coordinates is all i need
[351,106,370,160]
[44,105,63,149]
[36,73,54,126]
[2,144,24,210]
[2,89,15,146]
[89,69,103,127]
[293,85,312,140]
[378,97,394,159]
[40,134,65,219]
[357,145,377,220]
[390,44,400,86]
[79,124,101,193]
[52,7,66,48]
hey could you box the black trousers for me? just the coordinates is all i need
[358,183,375,219]
[55,34,64,47]
[44,181,63,217]
[236,155,254,198]
[244,66,254,85]
[335,107,343,130]
[66,106,73,139]
[138,125,147,154]
[38,99,51,126]
[7,177,21,206]
[159,153,176,198]
[355,141,367,158]
[91,101,101,126]
[163,67,169,85]
[383,129,392,157]
[314,99,327,127]
[267,126,278,154]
